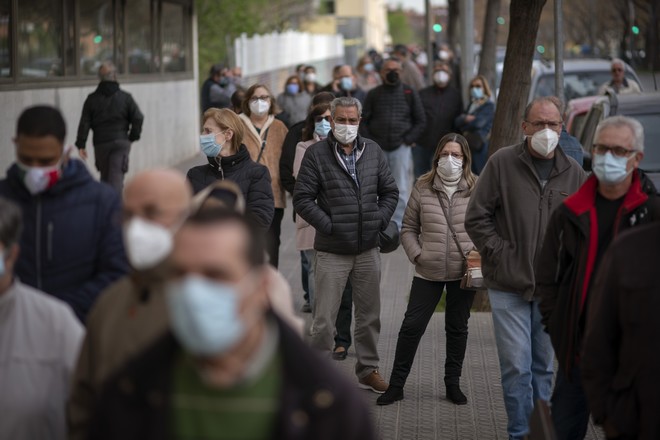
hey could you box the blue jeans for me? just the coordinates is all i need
[551,365,590,440]
[384,145,412,229]
[489,289,554,440]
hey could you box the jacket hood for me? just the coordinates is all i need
[564,169,649,216]
[5,158,95,200]
[97,80,120,96]
[205,144,251,170]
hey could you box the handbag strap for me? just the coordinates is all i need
[257,127,271,163]
[436,191,467,263]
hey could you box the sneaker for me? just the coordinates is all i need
[446,384,467,405]
[376,386,404,405]
[358,370,388,394]
[300,301,311,313]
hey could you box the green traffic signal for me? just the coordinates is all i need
[433,24,443,33]
[632,25,640,35]
[536,45,545,54]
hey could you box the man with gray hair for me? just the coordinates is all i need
[75,61,144,192]
[0,196,84,440]
[536,115,660,439]
[598,58,642,95]
[294,97,398,393]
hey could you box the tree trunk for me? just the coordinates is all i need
[489,0,547,156]
[447,0,460,49]
[478,0,501,90]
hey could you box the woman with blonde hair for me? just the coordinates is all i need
[239,83,289,268]
[378,133,477,406]
[186,108,274,231]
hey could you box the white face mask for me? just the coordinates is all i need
[433,71,450,85]
[530,128,559,158]
[249,99,270,116]
[123,217,174,270]
[304,72,317,83]
[436,155,463,180]
[333,123,359,145]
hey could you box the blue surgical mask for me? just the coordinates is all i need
[166,275,245,356]
[0,250,5,278]
[200,133,224,157]
[286,83,300,95]
[314,119,331,138]
[363,63,375,72]
[470,87,484,100]
[340,76,353,91]
[592,151,634,185]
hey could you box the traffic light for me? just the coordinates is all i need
[632,25,640,35]
[536,45,545,55]
[496,16,505,25]
[433,24,443,33]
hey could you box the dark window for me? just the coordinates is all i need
[0,0,10,78]
[126,0,153,74]
[17,0,63,78]
[79,0,114,76]
[161,2,186,73]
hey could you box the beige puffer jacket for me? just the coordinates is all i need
[401,174,475,281]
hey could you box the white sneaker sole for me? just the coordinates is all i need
[358,383,386,394]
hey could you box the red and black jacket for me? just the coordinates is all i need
[536,170,660,375]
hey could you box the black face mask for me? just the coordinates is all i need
[385,71,400,84]
[218,77,230,87]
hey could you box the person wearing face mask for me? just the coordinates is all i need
[239,84,288,268]
[187,108,274,231]
[67,169,192,440]
[292,103,355,360]
[377,134,478,406]
[0,197,84,440]
[415,63,463,178]
[276,75,312,127]
[361,57,427,229]
[88,207,378,440]
[321,64,367,104]
[393,44,425,90]
[0,105,129,323]
[303,65,323,95]
[535,115,660,440]
[455,75,495,175]
[294,97,399,394]
[465,97,587,440]
[356,55,382,92]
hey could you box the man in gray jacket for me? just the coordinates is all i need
[464,97,587,440]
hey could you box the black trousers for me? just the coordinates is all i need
[266,208,284,269]
[389,277,475,388]
[334,280,353,349]
[94,139,131,193]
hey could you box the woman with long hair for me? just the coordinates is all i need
[455,75,495,175]
[377,133,477,406]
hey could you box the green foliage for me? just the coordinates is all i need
[388,8,418,46]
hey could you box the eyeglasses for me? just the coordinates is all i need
[334,117,360,125]
[314,115,331,123]
[439,152,464,159]
[526,120,562,130]
[592,144,636,157]
[611,68,624,73]
[249,95,271,103]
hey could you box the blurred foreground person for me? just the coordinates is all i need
[582,222,660,440]
[0,197,84,440]
[88,207,376,440]
[67,169,192,440]
[0,105,128,322]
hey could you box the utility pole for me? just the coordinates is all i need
[460,0,474,105]
[426,0,434,82]
[554,0,564,103]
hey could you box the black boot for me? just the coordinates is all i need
[446,384,467,405]
[376,386,404,405]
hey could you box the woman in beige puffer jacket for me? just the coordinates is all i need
[378,133,478,407]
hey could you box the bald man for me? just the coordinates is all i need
[68,169,192,440]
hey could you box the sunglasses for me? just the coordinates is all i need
[314,116,331,123]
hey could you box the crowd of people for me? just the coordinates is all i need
[1,44,659,440]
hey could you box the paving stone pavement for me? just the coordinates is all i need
[174,155,604,440]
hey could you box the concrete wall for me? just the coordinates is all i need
[0,79,200,179]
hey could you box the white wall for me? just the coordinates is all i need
[0,79,200,179]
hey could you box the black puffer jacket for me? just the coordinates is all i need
[186,145,274,230]
[293,133,398,255]
[360,82,426,151]
[75,81,143,148]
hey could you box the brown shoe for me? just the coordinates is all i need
[358,370,388,394]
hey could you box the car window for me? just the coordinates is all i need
[534,72,639,101]
[571,113,587,138]
[635,113,660,171]
[579,104,605,156]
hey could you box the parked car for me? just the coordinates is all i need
[578,91,660,187]
[565,95,599,138]
[495,58,642,103]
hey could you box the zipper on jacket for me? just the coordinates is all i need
[36,198,43,290]
[47,222,54,262]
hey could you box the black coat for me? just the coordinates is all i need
[416,85,463,149]
[360,82,426,151]
[536,171,660,376]
[293,133,398,255]
[87,314,378,440]
[186,145,274,230]
[582,222,660,439]
[75,81,143,149]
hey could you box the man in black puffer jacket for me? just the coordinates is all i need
[75,61,144,192]
[294,97,398,394]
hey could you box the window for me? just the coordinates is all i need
[0,0,10,78]
[79,0,114,76]
[126,0,153,73]
[17,0,63,78]
[161,2,186,73]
